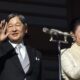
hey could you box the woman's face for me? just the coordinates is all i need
[73,25,80,45]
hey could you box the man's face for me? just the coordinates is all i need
[7,16,27,43]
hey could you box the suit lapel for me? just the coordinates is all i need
[24,44,35,75]
[2,41,25,74]
[11,54,25,74]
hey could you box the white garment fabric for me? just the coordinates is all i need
[61,43,80,80]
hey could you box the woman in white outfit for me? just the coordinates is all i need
[61,18,80,80]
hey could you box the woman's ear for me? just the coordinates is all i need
[70,32,76,41]
[70,32,74,36]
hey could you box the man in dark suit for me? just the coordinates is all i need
[0,13,42,80]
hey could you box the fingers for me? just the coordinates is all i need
[0,31,10,42]
[0,19,6,32]
[3,22,7,33]
[0,20,3,33]
[0,19,5,28]
[5,32,9,38]
[0,20,8,42]
[0,19,7,34]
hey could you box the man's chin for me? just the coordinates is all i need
[9,38,20,43]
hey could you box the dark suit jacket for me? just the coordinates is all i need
[0,40,42,80]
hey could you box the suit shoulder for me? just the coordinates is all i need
[27,46,42,58]
[0,41,5,51]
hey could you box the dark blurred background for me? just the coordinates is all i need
[0,0,79,80]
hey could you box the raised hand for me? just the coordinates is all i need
[0,20,9,42]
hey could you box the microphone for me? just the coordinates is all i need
[50,29,71,36]
[42,27,58,35]
[42,27,73,43]
[50,29,63,35]
[42,27,49,33]
[61,32,71,36]
[42,27,71,36]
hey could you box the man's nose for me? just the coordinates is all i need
[13,26,17,31]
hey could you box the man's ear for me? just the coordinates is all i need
[25,23,28,33]
[25,29,28,33]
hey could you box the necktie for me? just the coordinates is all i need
[16,44,23,62]
[15,44,30,80]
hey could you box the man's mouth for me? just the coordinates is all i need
[11,33,19,36]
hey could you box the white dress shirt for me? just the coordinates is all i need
[9,41,25,60]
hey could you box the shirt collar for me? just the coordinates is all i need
[9,40,24,48]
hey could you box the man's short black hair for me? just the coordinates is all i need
[6,13,28,28]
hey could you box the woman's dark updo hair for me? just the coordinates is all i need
[70,17,80,33]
